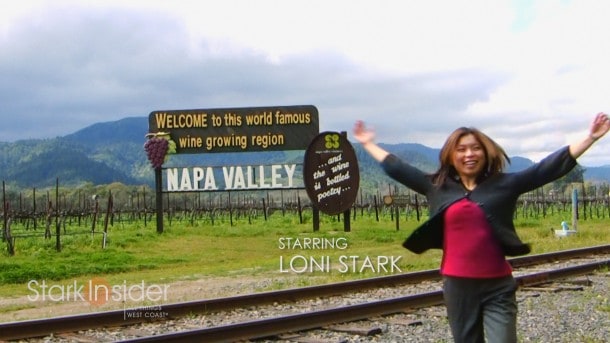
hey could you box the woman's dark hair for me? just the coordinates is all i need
[432,127,510,186]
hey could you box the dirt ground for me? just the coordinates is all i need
[0,274,296,323]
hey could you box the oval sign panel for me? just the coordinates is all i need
[303,132,360,215]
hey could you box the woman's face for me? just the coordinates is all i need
[452,133,486,180]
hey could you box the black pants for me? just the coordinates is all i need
[443,275,518,343]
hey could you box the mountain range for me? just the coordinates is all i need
[1,117,609,190]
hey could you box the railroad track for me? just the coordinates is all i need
[122,260,609,343]
[1,244,608,342]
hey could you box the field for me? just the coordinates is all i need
[1,199,609,322]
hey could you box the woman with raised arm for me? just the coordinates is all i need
[353,113,610,343]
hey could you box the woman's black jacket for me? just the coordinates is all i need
[380,146,577,256]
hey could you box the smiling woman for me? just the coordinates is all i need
[449,135,485,189]
[353,113,610,343]
[436,127,509,190]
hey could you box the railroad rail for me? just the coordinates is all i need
[122,260,609,343]
[0,244,608,341]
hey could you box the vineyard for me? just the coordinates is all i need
[2,178,610,257]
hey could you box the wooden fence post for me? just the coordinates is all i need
[572,188,578,231]
[55,178,61,252]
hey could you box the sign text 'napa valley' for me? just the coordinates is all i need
[165,164,301,192]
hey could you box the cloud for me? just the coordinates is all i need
[0,0,608,166]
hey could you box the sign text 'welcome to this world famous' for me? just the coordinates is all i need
[148,105,319,153]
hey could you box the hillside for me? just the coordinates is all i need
[0,117,609,189]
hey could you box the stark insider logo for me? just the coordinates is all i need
[27,277,169,306]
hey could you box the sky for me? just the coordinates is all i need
[1,0,609,166]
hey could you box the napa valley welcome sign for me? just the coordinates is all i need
[148,105,319,153]
[148,105,319,193]
[147,105,319,232]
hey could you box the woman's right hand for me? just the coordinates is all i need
[353,120,375,144]
[352,120,390,162]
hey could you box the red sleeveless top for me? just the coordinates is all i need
[441,198,512,278]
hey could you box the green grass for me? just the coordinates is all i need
[1,209,608,301]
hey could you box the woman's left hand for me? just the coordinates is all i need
[590,112,610,141]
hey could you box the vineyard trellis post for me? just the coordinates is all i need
[374,195,379,222]
[572,187,578,231]
[2,181,6,242]
[32,188,37,229]
[103,191,113,238]
[91,194,99,233]
[55,178,61,252]
[2,182,15,256]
